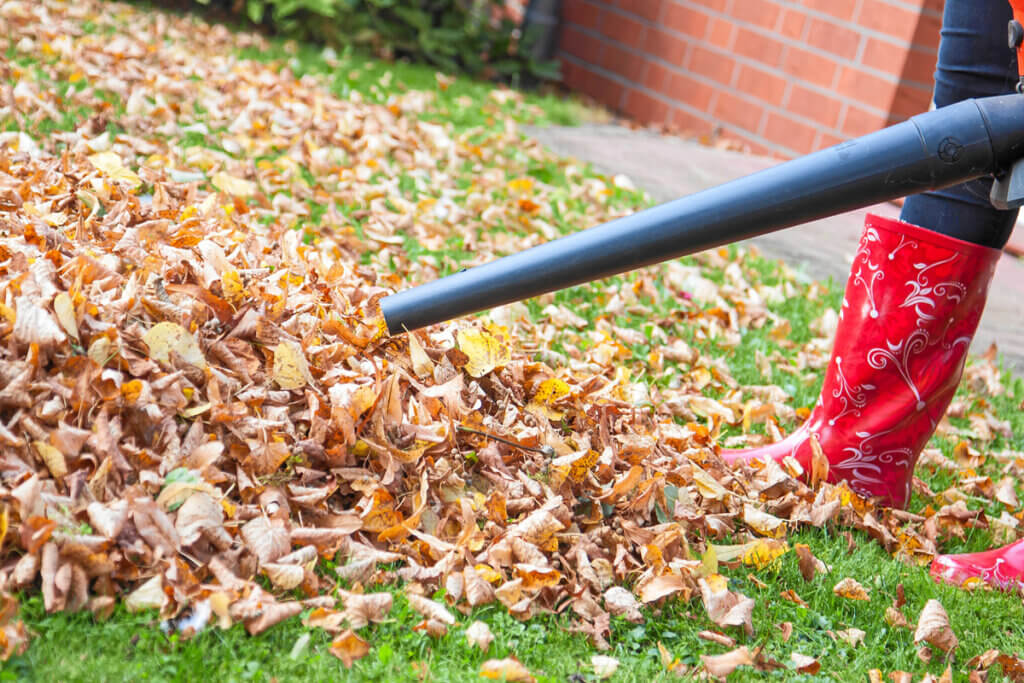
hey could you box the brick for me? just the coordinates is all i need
[911,12,942,51]
[667,70,716,110]
[784,45,838,89]
[688,46,736,85]
[741,0,783,31]
[663,3,710,38]
[819,133,846,148]
[559,58,587,91]
[706,16,736,49]
[787,84,841,128]
[680,0,728,11]
[857,0,918,42]
[648,27,688,66]
[889,83,932,119]
[587,69,627,110]
[669,107,714,135]
[764,113,819,154]
[805,17,862,60]
[779,8,806,40]
[838,66,899,111]
[732,28,785,68]
[613,0,663,22]
[799,0,858,21]
[842,104,888,137]
[736,64,788,106]
[559,25,604,64]
[713,91,764,134]
[900,46,938,86]
[562,0,602,32]
[599,42,647,82]
[622,88,671,124]
[861,37,908,78]
[602,9,648,49]
[644,60,673,91]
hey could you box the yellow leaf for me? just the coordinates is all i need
[407,332,433,378]
[741,538,789,570]
[480,658,536,682]
[143,322,207,369]
[53,292,79,342]
[533,377,570,404]
[34,440,67,479]
[211,171,256,197]
[456,327,510,377]
[272,341,311,390]
[88,152,142,189]
[221,270,245,304]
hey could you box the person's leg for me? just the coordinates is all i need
[900,0,1019,247]
[722,0,1013,513]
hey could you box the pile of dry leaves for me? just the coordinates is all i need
[0,0,1022,678]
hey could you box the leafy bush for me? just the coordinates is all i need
[186,0,559,82]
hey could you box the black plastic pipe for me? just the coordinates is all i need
[381,94,1024,334]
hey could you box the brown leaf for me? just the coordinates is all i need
[833,577,870,601]
[697,630,736,648]
[338,590,392,629]
[885,607,910,629]
[406,593,455,626]
[602,586,642,623]
[330,629,370,668]
[699,575,754,636]
[834,627,866,647]
[243,600,302,635]
[465,620,494,652]
[701,646,754,678]
[241,517,290,564]
[794,543,825,582]
[790,653,820,674]
[914,599,958,654]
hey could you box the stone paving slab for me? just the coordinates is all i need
[526,124,1024,372]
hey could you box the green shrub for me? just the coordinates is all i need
[185,0,559,82]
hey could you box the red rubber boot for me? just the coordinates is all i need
[931,539,1024,591]
[722,214,1000,509]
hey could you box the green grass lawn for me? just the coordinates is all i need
[3,2,1024,682]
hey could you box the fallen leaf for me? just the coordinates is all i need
[143,322,207,369]
[212,171,256,197]
[790,652,820,674]
[457,327,511,377]
[479,658,535,682]
[465,620,494,652]
[329,629,370,668]
[406,593,455,625]
[835,627,866,647]
[914,599,958,654]
[272,341,311,390]
[89,151,142,189]
[591,654,619,679]
[701,646,754,678]
[833,577,870,601]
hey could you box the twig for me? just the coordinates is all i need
[456,425,555,457]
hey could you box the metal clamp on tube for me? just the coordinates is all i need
[381,94,1024,335]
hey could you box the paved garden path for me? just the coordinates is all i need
[526,124,1024,372]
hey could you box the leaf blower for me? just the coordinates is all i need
[381,6,1024,336]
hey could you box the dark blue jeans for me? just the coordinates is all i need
[900,0,1019,248]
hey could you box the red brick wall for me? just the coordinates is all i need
[559,0,944,157]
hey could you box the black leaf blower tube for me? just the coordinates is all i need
[381,95,1024,334]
